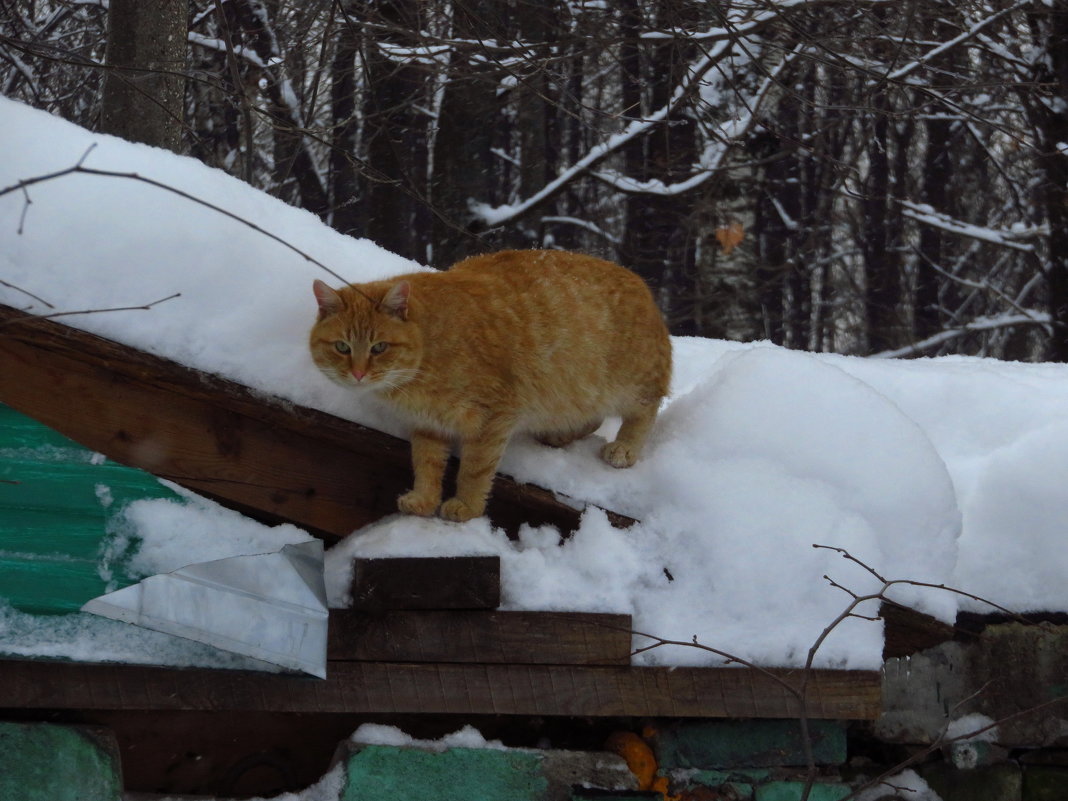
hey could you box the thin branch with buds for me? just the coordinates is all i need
[0,146,349,285]
[0,292,182,329]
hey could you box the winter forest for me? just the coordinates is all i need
[2,0,1067,361]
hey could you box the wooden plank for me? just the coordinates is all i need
[0,304,637,539]
[880,602,956,659]
[0,659,882,719]
[351,556,501,611]
[328,610,632,665]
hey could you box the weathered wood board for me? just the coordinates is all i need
[0,304,635,539]
[0,659,882,719]
[328,610,632,665]
[350,555,502,611]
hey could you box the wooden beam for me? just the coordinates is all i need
[880,602,955,659]
[328,610,632,665]
[0,659,881,719]
[0,304,636,539]
[350,556,501,611]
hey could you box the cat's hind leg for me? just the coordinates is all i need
[534,418,602,448]
[601,402,658,468]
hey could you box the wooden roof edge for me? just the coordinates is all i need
[0,303,636,539]
[0,657,882,720]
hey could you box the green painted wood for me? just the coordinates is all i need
[0,403,179,614]
[0,722,122,801]
[341,745,548,801]
[650,719,847,769]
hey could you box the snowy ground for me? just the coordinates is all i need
[2,97,1067,672]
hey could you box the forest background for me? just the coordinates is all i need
[2,0,1067,361]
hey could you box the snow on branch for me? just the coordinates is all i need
[187,32,271,70]
[871,312,1052,359]
[541,216,621,247]
[639,0,893,42]
[470,39,736,229]
[589,53,795,197]
[886,1,1031,83]
[900,200,1047,253]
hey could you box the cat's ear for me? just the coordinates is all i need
[313,279,343,318]
[379,281,411,321]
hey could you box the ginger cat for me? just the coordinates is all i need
[309,249,671,523]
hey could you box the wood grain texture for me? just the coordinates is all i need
[880,601,956,659]
[350,556,502,611]
[0,304,636,538]
[328,610,632,665]
[0,659,881,719]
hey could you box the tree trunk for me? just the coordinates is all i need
[100,0,188,153]
[229,0,329,217]
[330,8,361,237]
[429,1,508,267]
[862,95,904,354]
[360,0,429,262]
[1031,1,1068,360]
[512,1,559,248]
[620,0,700,333]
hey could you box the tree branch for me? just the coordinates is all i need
[0,160,349,284]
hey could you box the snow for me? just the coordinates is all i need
[3,97,1068,673]
[348,723,508,752]
[856,769,943,801]
[946,713,999,744]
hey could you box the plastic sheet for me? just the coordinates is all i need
[82,540,328,677]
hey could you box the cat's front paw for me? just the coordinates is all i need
[397,490,439,517]
[439,497,482,523]
[601,441,638,468]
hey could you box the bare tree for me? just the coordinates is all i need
[3,0,1065,360]
[99,0,189,152]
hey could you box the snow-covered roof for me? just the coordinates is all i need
[3,96,1067,670]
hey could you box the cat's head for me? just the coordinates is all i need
[309,279,422,391]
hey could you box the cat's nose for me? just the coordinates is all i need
[351,368,367,381]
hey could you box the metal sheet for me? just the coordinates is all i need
[82,540,328,678]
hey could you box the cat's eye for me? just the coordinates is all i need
[334,340,351,354]
[370,342,388,355]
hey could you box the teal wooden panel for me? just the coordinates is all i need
[0,509,110,559]
[0,404,179,614]
[0,557,112,615]
[1,458,172,514]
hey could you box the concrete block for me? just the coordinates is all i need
[543,749,639,796]
[671,767,769,799]
[1019,749,1068,767]
[1022,765,1068,801]
[754,782,851,801]
[338,741,635,801]
[880,624,1068,748]
[919,762,1021,801]
[650,720,847,769]
[0,722,122,801]
[946,739,1009,770]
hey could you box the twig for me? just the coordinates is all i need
[628,544,1058,801]
[0,293,182,328]
[17,186,30,235]
[0,280,53,309]
[813,544,1028,621]
[0,160,349,285]
[841,694,1068,801]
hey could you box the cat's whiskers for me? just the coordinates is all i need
[376,368,422,398]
